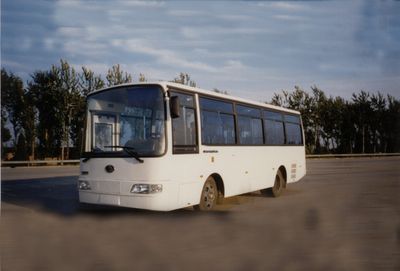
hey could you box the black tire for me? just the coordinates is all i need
[261,170,285,197]
[194,176,218,211]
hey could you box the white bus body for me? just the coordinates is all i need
[79,82,306,211]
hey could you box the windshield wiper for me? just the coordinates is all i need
[82,147,103,162]
[104,145,144,163]
[82,157,90,162]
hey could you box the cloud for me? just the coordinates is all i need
[120,1,165,8]
[62,40,108,57]
[19,38,33,51]
[217,14,253,22]
[354,1,400,76]
[2,0,399,101]
[180,26,270,41]
[221,60,247,72]
[57,27,85,37]
[71,62,109,75]
[267,2,307,11]
[167,9,206,17]
[273,14,307,22]
[111,39,218,72]
[192,48,253,59]
[44,38,56,50]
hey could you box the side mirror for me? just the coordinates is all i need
[170,96,180,118]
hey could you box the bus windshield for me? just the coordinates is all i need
[85,85,166,157]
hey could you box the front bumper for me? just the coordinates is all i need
[78,180,180,211]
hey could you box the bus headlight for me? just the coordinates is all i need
[131,184,163,194]
[79,181,91,190]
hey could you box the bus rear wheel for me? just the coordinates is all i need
[261,170,285,197]
[194,176,218,211]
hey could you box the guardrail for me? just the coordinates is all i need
[306,153,400,158]
[2,153,400,167]
[1,159,80,167]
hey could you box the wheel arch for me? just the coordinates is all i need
[278,165,287,188]
[209,173,225,197]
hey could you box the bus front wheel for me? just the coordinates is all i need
[194,176,218,211]
[261,170,285,197]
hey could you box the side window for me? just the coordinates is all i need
[236,104,263,145]
[200,97,236,145]
[263,110,285,145]
[170,91,198,153]
[284,114,303,145]
[264,119,285,145]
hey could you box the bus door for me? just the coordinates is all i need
[170,91,198,154]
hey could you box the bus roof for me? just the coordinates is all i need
[89,81,301,115]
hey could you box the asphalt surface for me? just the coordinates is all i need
[1,157,399,271]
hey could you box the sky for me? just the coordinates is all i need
[1,0,400,102]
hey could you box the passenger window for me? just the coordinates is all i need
[285,123,302,145]
[237,105,263,145]
[199,98,233,113]
[264,119,285,145]
[236,105,261,117]
[284,114,303,145]
[284,114,301,124]
[263,110,285,145]
[201,111,235,145]
[264,111,283,121]
[200,97,236,145]
[238,116,263,145]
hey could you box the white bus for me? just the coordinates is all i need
[79,82,306,211]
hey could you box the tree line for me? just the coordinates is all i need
[270,86,400,154]
[1,59,399,160]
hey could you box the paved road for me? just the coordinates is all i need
[1,157,399,271]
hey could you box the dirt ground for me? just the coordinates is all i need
[1,157,400,271]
